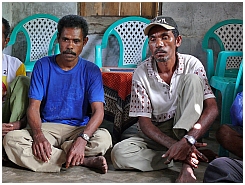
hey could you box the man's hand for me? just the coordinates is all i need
[162,140,209,165]
[191,143,209,162]
[65,137,87,168]
[2,123,14,137]
[162,138,193,162]
[2,121,22,137]
[32,133,52,163]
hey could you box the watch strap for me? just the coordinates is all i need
[184,135,196,145]
[79,133,90,142]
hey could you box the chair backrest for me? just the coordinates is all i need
[95,16,150,68]
[202,19,243,80]
[7,14,59,72]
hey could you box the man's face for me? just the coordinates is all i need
[148,25,181,63]
[2,25,9,51]
[58,27,88,62]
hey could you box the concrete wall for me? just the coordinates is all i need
[2,2,77,60]
[161,2,243,68]
[2,2,243,69]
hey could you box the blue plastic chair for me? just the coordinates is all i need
[95,16,150,68]
[202,19,243,81]
[7,14,60,72]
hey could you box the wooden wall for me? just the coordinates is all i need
[80,2,158,18]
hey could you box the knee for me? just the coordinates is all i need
[215,125,231,144]
[3,131,16,147]
[209,157,224,167]
[102,129,113,150]
[111,141,132,169]
[111,142,123,164]
[96,128,112,153]
[185,74,202,85]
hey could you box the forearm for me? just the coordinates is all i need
[139,117,177,149]
[27,106,43,136]
[10,115,27,130]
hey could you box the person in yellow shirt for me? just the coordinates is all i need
[2,17,30,145]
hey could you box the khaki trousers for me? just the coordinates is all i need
[3,123,112,172]
[111,74,204,171]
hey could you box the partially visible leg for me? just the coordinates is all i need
[61,128,112,173]
[3,123,67,172]
[173,74,205,182]
[173,74,204,137]
[82,156,108,174]
[111,132,173,172]
[82,128,112,173]
[176,163,196,183]
[216,124,243,159]
[203,157,243,183]
[2,76,30,123]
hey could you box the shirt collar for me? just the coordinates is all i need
[146,53,185,80]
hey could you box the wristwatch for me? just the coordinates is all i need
[79,133,90,142]
[184,135,196,145]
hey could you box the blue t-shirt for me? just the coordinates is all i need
[28,55,105,126]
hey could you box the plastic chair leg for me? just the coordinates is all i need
[220,89,234,125]
[218,88,235,157]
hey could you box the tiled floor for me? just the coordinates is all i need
[2,119,234,183]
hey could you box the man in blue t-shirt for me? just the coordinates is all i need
[3,15,112,174]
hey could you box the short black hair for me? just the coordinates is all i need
[57,15,88,38]
[2,17,11,39]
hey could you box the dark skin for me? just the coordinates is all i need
[27,27,107,173]
[139,25,219,182]
[2,24,27,137]
[216,124,243,159]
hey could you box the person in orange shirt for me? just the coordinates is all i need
[2,17,30,145]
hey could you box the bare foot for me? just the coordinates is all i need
[82,156,108,174]
[176,163,196,183]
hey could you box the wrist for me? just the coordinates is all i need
[20,116,27,128]
[78,132,90,142]
[184,135,196,145]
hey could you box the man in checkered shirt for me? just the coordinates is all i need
[111,16,219,183]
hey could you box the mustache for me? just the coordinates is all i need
[154,48,167,55]
[63,50,76,56]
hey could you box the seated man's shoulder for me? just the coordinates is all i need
[178,53,199,61]
[3,54,22,64]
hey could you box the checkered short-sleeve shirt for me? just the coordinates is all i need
[129,53,215,123]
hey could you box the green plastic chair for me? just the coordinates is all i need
[214,58,243,157]
[95,16,150,68]
[202,19,243,81]
[7,14,60,72]
[202,19,243,156]
[210,51,243,123]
